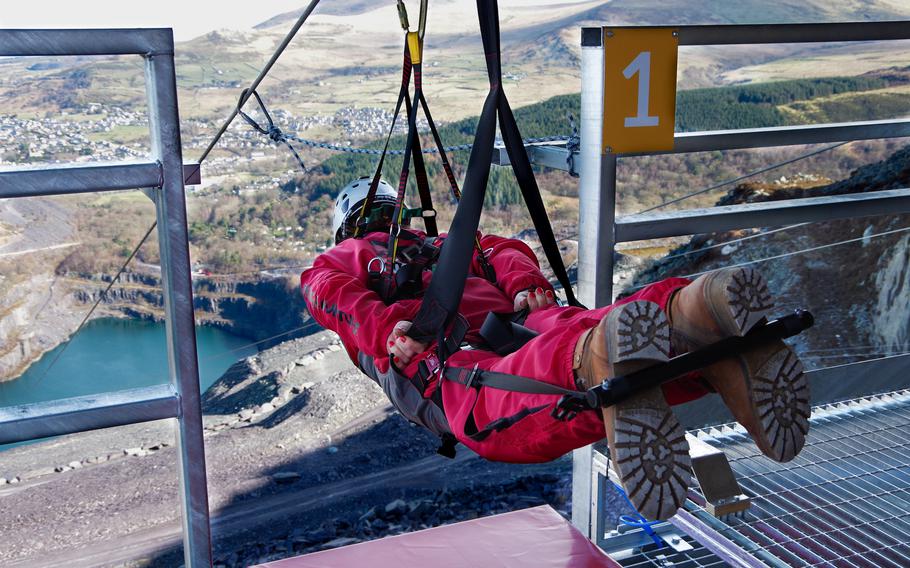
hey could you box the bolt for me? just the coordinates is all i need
[606,30,614,38]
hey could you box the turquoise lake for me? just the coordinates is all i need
[0,318,259,450]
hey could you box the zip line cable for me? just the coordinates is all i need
[197,322,322,362]
[529,218,808,258]
[658,223,810,262]
[192,0,322,172]
[634,141,850,215]
[237,90,571,157]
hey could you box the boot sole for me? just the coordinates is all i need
[704,267,810,462]
[606,301,692,521]
[749,344,811,462]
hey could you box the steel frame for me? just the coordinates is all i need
[572,19,910,545]
[0,29,211,567]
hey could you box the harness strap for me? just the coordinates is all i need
[444,365,577,397]
[353,40,414,238]
[403,88,438,237]
[497,95,581,307]
[408,0,582,347]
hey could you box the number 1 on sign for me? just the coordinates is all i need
[623,51,659,128]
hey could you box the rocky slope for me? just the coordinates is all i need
[72,270,314,345]
[629,144,910,426]
[0,199,83,381]
[0,252,313,382]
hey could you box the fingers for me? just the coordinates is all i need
[513,290,529,312]
[388,332,427,367]
[527,288,556,311]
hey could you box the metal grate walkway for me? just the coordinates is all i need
[617,534,729,568]
[694,390,910,567]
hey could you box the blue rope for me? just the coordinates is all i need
[612,481,665,548]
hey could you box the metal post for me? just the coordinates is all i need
[572,26,610,536]
[577,27,613,308]
[144,38,213,567]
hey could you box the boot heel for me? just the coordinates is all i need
[605,301,692,521]
[706,267,774,337]
[605,300,671,362]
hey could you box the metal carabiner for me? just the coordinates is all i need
[396,0,427,39]
[367,257,386,276]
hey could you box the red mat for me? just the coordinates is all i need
[255,505,620,568]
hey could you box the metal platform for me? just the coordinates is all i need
[688,390,910,567]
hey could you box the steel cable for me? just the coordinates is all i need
[634,141,850,215]
[627,225,910,292]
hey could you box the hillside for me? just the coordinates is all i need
[629,144,910,383]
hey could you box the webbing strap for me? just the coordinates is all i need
[497,96,581,307]
[408,0,580,345]
[444,365,577,397]
[353,40,413,238]
[404,93,438,237]
[382,33,427,297]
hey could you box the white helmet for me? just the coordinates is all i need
[332,176,400,244]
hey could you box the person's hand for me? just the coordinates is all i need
[387,320,428,367]
[513,287,556,312]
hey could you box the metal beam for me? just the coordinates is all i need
[0,385,178,445]
[0,28,173,56]
[674,21,910,46]
[493,143,575,172]
[806,353,910,405]
[622,119,910,157]
[491,119,910,167]
[0,163,202,198]
[573,28,608,537]
[615,187,910,242]
[670,509,769,568]
[146,50,214,566]
[589,22,910,47]
[0,162,162,198]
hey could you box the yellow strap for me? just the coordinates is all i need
[407,31,422,64]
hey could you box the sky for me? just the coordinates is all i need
[0,0,308,41]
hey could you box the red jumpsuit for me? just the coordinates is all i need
[301,231,709,464]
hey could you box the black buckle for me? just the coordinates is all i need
[551,392,594,422]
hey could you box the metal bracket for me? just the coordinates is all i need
[687,434,751,518]
[492,142,578,173]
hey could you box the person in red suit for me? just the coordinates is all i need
[301,177,810,520]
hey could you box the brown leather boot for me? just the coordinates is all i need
[574,300,692,521]
[668,267,810,462]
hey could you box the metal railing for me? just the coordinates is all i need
[0,29,212,567]
[570,21,910,542]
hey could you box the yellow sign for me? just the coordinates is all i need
[602,27,678,154]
